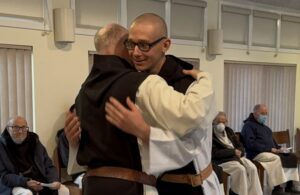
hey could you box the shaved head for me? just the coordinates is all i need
[130,13,168,38]
[128,13,171,74]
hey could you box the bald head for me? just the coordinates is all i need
[7,116,27,127]
[128,13,171,74]
[94,23,129,60]
[130,13,168,38]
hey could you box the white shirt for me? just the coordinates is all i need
[68,72,222,195]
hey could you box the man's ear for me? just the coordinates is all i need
[162,38,171,53]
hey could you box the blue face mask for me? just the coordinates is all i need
[258,114,267,124]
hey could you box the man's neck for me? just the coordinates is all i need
[150,56,166,74]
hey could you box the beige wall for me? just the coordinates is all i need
[0,26,92,153]
[0,0,299,154]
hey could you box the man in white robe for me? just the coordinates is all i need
[211,112,262,195]
[241,104,299,193]
[104,13,221,195]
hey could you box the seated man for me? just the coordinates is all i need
[56,105,84,189]
[212,112,262,195]
[0,116,69,195]
[241,104,299,192]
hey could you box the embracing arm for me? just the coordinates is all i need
[136,71,216,137]
[63,112,87,175]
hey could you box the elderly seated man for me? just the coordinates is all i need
[212,112,262,195]
[0,116,69,195]
[241,104,299,193]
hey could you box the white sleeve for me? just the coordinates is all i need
[145,126,200,175]
[67,144,87,175]
[136,72,216,137]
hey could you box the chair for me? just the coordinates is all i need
[253,161,265,190]
[295,128,300,163]
[272,129,290,147]
[53,147,63,180]
[52,147,82,195]
[222,171,230,195]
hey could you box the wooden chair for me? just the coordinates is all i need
[272,129,290,147]
[222,171,230,195]
[52,147,63,180]
[253,161,265,190]
[295,128,300,163]
[52,147,82,195]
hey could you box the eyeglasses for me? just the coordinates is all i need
[8,126,29,133]
[124,37,166,52]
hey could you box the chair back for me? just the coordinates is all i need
[272,129,290,147]
[235,132,245,145]
[52,146,62,181]
[296,128,300,152]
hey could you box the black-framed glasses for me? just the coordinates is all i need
[124,37,166,52]
[8,126,29,133]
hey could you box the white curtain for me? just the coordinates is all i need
[224,62,296,136]
[0,47,33,131]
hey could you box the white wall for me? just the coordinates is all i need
[0,0,299,154]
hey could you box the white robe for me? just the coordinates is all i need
[219,157,262,195]
[253,152,299,188]
[68,72,222,195]
[137,72,222,195]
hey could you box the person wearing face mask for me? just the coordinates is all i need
[0,116,69,195]
[241,104,299,193]
[212,112,262,195]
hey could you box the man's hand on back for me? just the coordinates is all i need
[105,97,150,143]
[64,112,81,147]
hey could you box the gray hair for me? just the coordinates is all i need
[213,111,227,125]
[6,117,14,127]
[94,23,127,53]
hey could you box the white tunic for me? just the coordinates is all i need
[136,72,222,195]
[254,152,299,188]
[219,157,263,195]
[68,72,222,195]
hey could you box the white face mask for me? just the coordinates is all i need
[215,123,225,133]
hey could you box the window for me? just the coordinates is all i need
[75,0,119,29]
[127,0,166,27]
[0,0,51,31]
[252,11,278,48]
[0,45,33,131]
[224,62,296,135]
[170,0,206,41]
[221,3,300,51]
[222,5,250,45]
[281,15,300,50]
